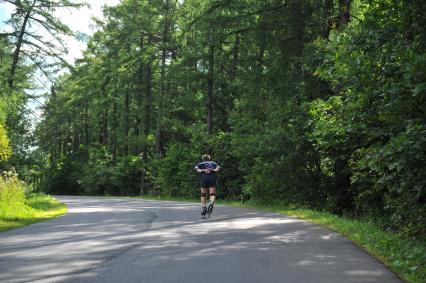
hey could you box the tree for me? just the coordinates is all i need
[312,0,426,235]
[34,0,426,240]
[4,0,84,89]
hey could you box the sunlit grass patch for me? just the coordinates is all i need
[0,193,67,232]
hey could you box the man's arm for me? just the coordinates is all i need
[194,166,205,174]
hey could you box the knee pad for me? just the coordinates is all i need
[209,193,216,196]
[201,192,207,197]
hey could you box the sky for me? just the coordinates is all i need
[54,0,121,64]
[0,0,121,121]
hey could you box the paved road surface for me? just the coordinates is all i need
[0,196,402,283]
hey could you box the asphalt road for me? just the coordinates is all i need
[0,196,402,283]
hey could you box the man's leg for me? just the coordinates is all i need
[200,188,207,216]
[208,187,216,203]
[206,187,216,215]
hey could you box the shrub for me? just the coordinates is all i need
[0,172,27,217]
[154,143,199,197]
[78,147,113,195]
[0,124,11,162]
[39,156,82,195]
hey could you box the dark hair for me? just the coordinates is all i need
[202,154,211,161]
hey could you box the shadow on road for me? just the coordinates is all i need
[0,196,401,283]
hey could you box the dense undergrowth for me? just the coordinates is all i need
[0,173,67,232]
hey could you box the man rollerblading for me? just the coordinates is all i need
[194,154,221,219]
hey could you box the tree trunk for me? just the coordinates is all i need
[333,158,353,214]
[155,0,172,156]
[135,40,144,142]
[140,37,153,196]
[207,26,214,136]
[232,33,240,80]
[257,18,267,67]
[124,82,130,156]
[155,48,166,156]
[65,118,71,155]
[74,110,81,151]
[144,56,152,142]
[8,0,36,89]
[338,0,351,28]
[112,95,118,163]
[99,77,110,145]
[84,105,89,147]
[324,0,335,37]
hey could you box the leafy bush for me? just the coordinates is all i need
[0,172,25,203]
[0,172,28,218]
[39,156,82,195]
[353,123,426,238]
[311,1,426,238]
[154,142,199,198]
[230,100,321,205]
[108,155,142,196]
[76,147,143,196]
[0,124,11,162]
[78,147,113,195]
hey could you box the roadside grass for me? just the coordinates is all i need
[0,193,67,232]
[140,195,425,283]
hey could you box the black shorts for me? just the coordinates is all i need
[200,173,217,188]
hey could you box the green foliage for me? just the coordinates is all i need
[206,131,243,199]
[152,128,243,199]
[308,96,357,213]
[109,155,143,196]
[0,172,66,232]
[75,147,143,196]
[33,0,426,243]
[0,36,37,180]
[0,172,26,207]
[39,156,82,195]
[310,0,426,238]
[230,103,319,204]
[78,147,113,195]
[154,143,199,197]
[0,187,67,232]
[0,124,12,162]
[352,123,426,237]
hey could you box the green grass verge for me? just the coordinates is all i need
[0,193,67,232]
[140,195,425,283]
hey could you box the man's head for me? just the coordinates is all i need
[202,154,211,161]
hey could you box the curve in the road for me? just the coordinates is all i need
[0,196,402,283]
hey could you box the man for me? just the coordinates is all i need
[194,154,221,218]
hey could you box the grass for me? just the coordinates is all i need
[0,193,67,232]
[140,195,425,283]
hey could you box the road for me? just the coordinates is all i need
[0,196,402,283]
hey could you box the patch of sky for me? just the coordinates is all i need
[0,3,14,28]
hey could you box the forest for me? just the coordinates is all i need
[0,0,425,242]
